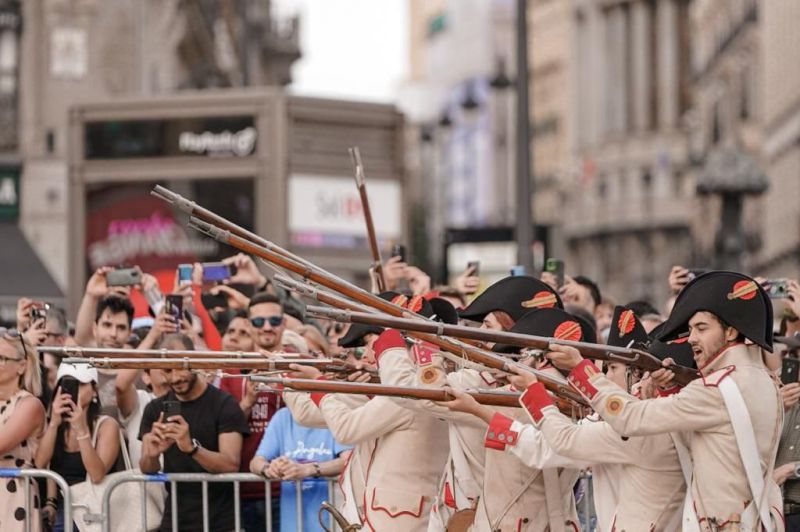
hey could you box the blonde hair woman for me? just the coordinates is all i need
[0,328,45,531]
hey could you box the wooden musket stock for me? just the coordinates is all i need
[349,147,387,292]
[251,376,582,416]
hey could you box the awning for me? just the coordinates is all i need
[0,223,65,324]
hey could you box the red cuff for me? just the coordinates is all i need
[374,329,406,364]
[657,385,682,397]
[310,376,331,407]
[519,382,552,422]
[567,360,601,400]
[484,413,519,451]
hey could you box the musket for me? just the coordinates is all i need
[273,275,586,404]
[173,203,586,406]
[61,357,379,381]
[251,376,583,416]
[349,147,387,292]
[306,306,700,386]
[38,346,266,359]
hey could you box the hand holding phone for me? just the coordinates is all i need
[545,258,565,288]
[782,357,800,385]
[391,244,406,263]
[165,294,183,324]
[163,400,181,421]
[60,376,79,409]
[766,279,789,299]
[106,267,142,287]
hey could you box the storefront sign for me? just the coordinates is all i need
[288,175,401,248]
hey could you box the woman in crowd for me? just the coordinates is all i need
[35,363,120,532]
[0,329,45,531]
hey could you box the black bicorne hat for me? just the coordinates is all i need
[459,276,563,323]
[338,291,403,348]
[656,271,773,352]
[606,306,650,350]
[492,307,597,354]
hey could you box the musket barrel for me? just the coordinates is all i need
[38,346,266,359]
[306,305,699,386]
[61,357,339,370]
[349,146,387,292]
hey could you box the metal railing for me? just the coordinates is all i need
[0,468,73,532]
[99,471,341,532]
[0,467,598,532]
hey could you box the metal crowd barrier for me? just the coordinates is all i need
[0,468,74,532]
[99,471,341,532]
[0,467,598,532]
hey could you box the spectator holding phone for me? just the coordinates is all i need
[139,333,249,531]
[36,363,120,531]
[114,312,177,466]
[0,329,45,532]
[219,311,284,531]
[774,337,800,528]
[250,406,350,532]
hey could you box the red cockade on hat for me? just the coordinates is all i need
[727,280,757,301]
[617,309,635,337]
[554,320,583,342]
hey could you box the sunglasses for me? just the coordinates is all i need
[250,315,284,329]
[0,328,28,363]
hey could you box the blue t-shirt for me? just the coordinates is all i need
[256,407,350,532]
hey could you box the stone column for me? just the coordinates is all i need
[631,0,651,131]
[657,0,678,128]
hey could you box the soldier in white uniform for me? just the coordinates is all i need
[545,271,785,531]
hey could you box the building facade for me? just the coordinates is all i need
[565,0,694,306]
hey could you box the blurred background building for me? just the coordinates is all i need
[0,0,798,315]
[401,0,799,306]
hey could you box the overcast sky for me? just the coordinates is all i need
[273,0,409,103]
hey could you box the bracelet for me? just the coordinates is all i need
[44,500,58,509]
[76,432,90,441]
[312,463,322,477]
[46,496,57,504]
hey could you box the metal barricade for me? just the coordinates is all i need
[0,468,73,532]
[99,471,342,532]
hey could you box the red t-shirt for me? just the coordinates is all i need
[219,370,282,499]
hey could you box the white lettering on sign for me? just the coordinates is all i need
[288,175,401,239]
[0,177,16,205]
[87,212,217,270]
[178,127,257,157]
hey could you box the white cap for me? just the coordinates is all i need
[56,362,98,384]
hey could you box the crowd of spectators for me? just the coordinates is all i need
[1,250,799,531]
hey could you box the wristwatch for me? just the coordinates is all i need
[793,463,800,479]
[185,438,201,457]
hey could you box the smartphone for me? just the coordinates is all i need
[782,357,800,385]
[202,262,233,282]
[163,400,181,421]
[510,265,526,277]
[766,279,789,299]
[177,264,194,286]
[60,376,79,407]
[545,258,565,288]
[165,294,183,323]
[687,268,709,282]
[391,244,406,263]
[467,261,480,276]
[106,267,142,287]
[30,301,50,322]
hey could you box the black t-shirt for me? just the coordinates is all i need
[139,384,249,532]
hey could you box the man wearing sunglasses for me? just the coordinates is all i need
[248,293,287,353]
